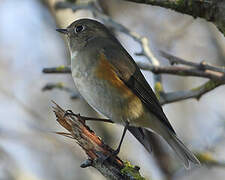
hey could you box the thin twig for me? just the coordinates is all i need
[137,62,225,81]
[42,66,71,73]
[159,80,221,105]
[160,51,225,73]
[42,82,79,99]
[43,67,70,73]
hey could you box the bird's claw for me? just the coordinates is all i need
[63,110,77,118]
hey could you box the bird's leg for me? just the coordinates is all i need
[112,121,129,156]
[96,121,129,164]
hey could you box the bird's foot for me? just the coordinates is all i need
[63,110,77,118]
[63,110,85,123]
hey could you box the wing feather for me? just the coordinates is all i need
[101,42,175,133]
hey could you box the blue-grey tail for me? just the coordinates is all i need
[128,127,200,169]
[165,131,200,168]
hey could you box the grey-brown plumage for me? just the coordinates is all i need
[56,18,200,168]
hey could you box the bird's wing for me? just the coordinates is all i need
[101,46,175,134]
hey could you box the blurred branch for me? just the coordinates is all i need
[158,51,225,104]
[174,151,225,179]
[138,62,225,80]
[42,65,70,73]
[122,0,225,36]
[160,80,221,105]
[52,102,146,180]
[196,152,225,168]
[42,82,79,99]
[43,66,70,74]
[160,51,225,73]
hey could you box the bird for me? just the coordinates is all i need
[56,18,200,168]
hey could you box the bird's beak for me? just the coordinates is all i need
[56,28,68,34]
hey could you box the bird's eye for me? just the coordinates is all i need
[75,25,84,33]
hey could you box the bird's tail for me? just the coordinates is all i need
[128,126,200,168]
[163,130,200,168]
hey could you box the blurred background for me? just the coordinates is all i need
[0,0,225,179]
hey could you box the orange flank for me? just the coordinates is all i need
[95,53,144,119]
[95,53,132,96]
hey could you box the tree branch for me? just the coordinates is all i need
[137,62,225,81]
[42,65,71,73]
[159,80,221,105]
[42,82,79,99]
[160,51,225,73]
[52,102,146,180]
[122,0,225,36]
